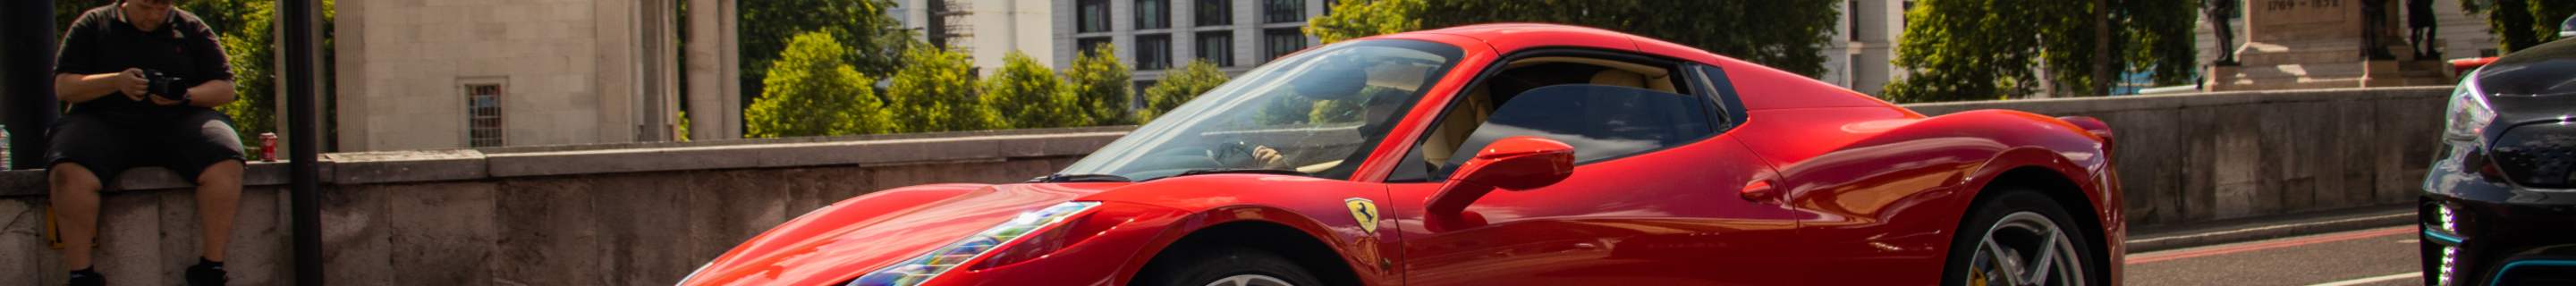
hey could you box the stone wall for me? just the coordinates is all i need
[1907,86,2447,225]
[0,87,2448,284]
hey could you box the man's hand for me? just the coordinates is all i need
[117,68,149,101]
[1250,146,1291,170]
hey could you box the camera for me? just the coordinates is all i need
[140,69,185,102]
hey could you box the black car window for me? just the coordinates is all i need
[1431,84,1716,178]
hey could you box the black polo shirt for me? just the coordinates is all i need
[55,4,234,118]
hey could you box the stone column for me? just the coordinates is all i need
[685,0,741,140]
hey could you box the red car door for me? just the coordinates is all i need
[1385,83,1800,286]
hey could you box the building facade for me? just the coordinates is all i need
[891,0,1058,72]
[1052,0,1330,97]
[333,0,741,151]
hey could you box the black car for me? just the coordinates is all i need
[2421,37,2576,286]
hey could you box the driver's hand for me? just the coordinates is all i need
[1251,146,1290,170]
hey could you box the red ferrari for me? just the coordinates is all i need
[678,24,2123,286]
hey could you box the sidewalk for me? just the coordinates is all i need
[2123,204,2417,253]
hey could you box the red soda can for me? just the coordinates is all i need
[258,133,277,162]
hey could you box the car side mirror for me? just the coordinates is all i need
[1425,136,1575,219]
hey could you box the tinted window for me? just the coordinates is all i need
[1437,85,1715,176]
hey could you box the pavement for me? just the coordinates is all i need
[2123,204,2422,285]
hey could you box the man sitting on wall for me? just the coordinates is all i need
[48,0,245,285]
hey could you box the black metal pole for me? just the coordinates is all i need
[3,0,59,170]
[282,0,325,284]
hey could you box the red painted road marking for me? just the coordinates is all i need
[2126,226,2414,265]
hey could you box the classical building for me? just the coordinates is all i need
[332,0,741,151]
[1053,0,1330,99]
[890,0,1057,72]
[1824,0,1911,97]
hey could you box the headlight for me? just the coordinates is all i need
[843,201,1102,286]
[2437,205,2457,233]
[2439,246,2458,285]
[2444,72,2495,143]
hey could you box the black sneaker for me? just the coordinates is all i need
[184,258,226,286]
[67,268,103,286]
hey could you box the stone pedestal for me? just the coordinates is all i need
[2206,0,2448,91]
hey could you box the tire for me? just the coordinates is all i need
[1133,247,1326,286]
[1941,189,2098,286]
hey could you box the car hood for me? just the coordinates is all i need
[681,182,1134,286]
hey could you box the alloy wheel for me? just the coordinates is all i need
[1201,274,1295,286]
[1968,211,2087,286]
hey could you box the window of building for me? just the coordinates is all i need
[1138,34,1174,70]
[1263,28,1305,61]
[1137,0,1171,29]
[1848,1,1861,41]
[1079,0,1112,32]
[1078,37,1114,57]
[1197,31,1234,66]
[465,83,504,147]
[1133,80,1159,110]
[1263,0,1303,23]
[1197,0,1232,26]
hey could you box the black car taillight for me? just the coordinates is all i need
[2489,122,2576,188]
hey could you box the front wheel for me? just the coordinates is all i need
[1943,189,2097,286]
[1133,247,1325,286]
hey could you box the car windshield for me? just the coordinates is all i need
[1059,39,1466,181]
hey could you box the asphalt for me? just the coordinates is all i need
[2122,205,2423,286]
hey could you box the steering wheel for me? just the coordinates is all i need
[1210,140,1259,168]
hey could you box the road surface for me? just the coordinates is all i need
[2125,226,2421,286]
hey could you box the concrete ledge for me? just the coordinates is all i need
[0,127,1133,197]
[327,149,485,184]
[1902,86,2448,116]
[483,131,1127,178]
[2125,204,2416,253]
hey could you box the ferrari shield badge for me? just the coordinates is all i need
[1345,198,1380,233]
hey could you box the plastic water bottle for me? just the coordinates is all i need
[3,125,12,171]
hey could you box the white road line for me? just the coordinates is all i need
[2305,272,2420,286]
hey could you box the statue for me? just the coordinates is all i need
[2207,0,2238,64]
[2408,0,2437,59]
[2361,0,2396,60]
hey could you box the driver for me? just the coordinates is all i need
[1241,62,1414,174]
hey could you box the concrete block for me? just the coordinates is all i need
[324,184,394,286]
[95,192,162,285]
[329,149,488,184]
[225,187,289,285]
[0,198,66,286]
[597,172,699,286]
[155,189,200,281]
[0,170,43,197]
[386,182,497,286]
[494,177,605,286]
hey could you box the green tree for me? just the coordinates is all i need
[1882,0,2198,103]
[981,51,1083,129]
[1307,0,1424,43]
[740,0,918,114]
[1063,44,1137,126]
[1311,0,1841,77]
[2463,0,2576,53]
[886,46,998,132]
[745,31,893,138]
[1140,60,1231,122]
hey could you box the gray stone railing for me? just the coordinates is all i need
[0,87,2449,285]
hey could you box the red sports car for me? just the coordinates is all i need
[677,24,2123,286]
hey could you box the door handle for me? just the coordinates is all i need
[1741,181,1779,203]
